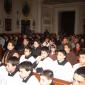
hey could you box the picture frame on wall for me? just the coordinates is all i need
[4,0,12,14]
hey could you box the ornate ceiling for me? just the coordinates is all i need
[43,0,85,4]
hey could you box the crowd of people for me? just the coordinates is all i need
[0,33,85,85]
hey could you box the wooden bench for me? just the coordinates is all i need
[33,72,72,85]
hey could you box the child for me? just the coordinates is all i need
[64,43,77,65]
[19,46,35,64]
[49,45,57,61]
[40,70,54,85]
[33,46,53,73]
[18,61,40,85]
[6,57,19,77]
[31,40,41,58]
[73,66,85,85]
[1,57,21,85]
[53,50,73,81]
[2,40,16,65]
[18,38,30,51]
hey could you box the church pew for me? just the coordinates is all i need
[33,72,72,85]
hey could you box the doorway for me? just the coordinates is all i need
[21,20,30,35]
[58,11,75,35]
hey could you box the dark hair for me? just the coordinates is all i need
[34,39,41,45]
[50,44,57,51]
[7,40,15,46]
[64,43,72,50]
[24,46,32,52]
[41,70,53,79]
[41,46,49,53]
[7,57,19,66]
[74,66,85,78]
[18,61,33,72]
[58,50,66,56]
[23,38,29,42]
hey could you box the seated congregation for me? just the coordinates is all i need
[0,33,85,85]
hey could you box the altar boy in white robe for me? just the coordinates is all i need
[52,50,73,82]
[33,46,54,73]
[0,57,21,85]
[18,61,40,85]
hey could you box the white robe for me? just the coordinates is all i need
[52,60,73,82]
[19,55,36,64]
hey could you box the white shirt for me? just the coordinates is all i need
[73,63,85,72]
[0,66,21,85]
[0,66,8,81]
[21,75,40,85]
[52,60,73,82]
[36,57,54,70]
[0,65,8,76]
[19,55,36,64]
[0,65,8,84]
[1,71,22,85]
[6,75,40,85]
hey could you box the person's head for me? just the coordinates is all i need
[79,50,85,66]
[41,46,49,59]
[49,45,57,53]
[40,70,53,85]
[33,40,40,48]
[64,44,72,54]
[62,37,68,45]
[24,46,31,57]
[75,42,81,50]
[23,34,27,39]
[23,38,29,46]
[7,40,15,50]
[6,57,19,73]
[18,61,33,79]
[73,66,85,85]
[57,50,66,62]
[44,37,50,42]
